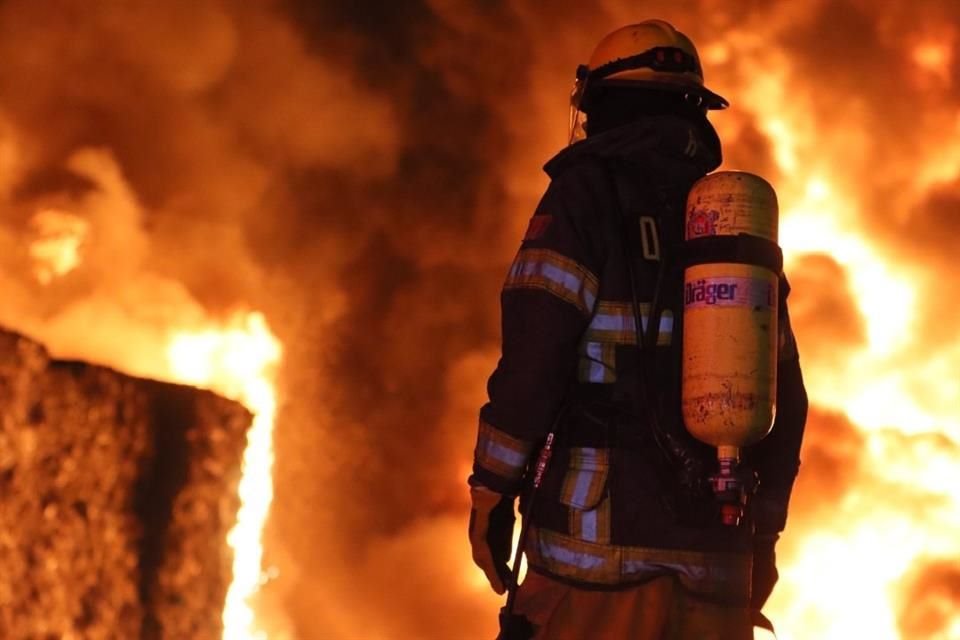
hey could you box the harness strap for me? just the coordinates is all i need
[680,234,783,273]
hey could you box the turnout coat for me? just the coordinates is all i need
[472,115,807,604]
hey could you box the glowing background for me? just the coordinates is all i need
[0,1,957,638]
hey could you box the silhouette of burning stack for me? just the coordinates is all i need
[0,329,250,639]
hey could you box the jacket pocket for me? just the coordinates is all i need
[559,448,610,510]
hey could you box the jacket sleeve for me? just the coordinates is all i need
[471,176,602,495]
[746,274,809,534]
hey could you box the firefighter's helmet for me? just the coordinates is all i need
[569,20,728,142]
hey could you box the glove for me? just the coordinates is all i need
[751,533,780,610]
[469,483,516,595]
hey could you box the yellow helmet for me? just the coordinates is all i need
[569,20,728,141]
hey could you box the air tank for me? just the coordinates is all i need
[681,171,780,525]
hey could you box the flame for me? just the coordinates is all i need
[167,311,282,640]
[912,40,953,83]
[465,16,960,640]
[738,30,960,640]
[17,146,286,637]
[29,208,88,284]
[6,3,960,638]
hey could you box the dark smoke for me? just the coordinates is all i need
[274,2,960,636]
[787,253,867,370]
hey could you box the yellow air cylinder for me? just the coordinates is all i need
[681,171,779,465]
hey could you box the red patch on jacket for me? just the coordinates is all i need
[524,215,553,241]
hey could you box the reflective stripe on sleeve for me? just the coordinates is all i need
[474,419,534,483]
[504,248,599,316]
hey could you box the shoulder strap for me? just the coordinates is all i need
[602,162,718,521]
[601,160,676,460]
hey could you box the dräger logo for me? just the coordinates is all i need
[685,279,738,305]
[684,277,775,308]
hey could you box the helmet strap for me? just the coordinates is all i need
[590,46,700,82]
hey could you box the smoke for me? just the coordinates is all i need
[1,0,959,638]
[899,560,960,639]
[292,2,960,638]
[787,408,866,527]
[786,409,959,544]
[785,253,867,384]
[768,1,960,342]
[0,0,401,636]
[889,179,960,354]
[0,0,398,331]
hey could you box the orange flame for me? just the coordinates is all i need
[913,39,953,84]
[736,33,960,640]
[463,18,960,640]
[19,145,286,637]
[29,208,88,284]
[167,311,282,640]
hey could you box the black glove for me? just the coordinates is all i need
[469,483,516,595]
[751,533,780,610]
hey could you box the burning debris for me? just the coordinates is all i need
[0,328,250,639]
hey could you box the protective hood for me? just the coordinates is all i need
[544,115,722,181]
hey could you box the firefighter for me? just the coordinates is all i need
[468,20,808,640]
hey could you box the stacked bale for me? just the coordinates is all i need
[142,384,251,640]
[0,330,252,639]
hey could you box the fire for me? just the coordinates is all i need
[29,208,88,284]
[780,180,917,357]
[470,15,960,639]
[15,139,285,636]
[19,147,285,637]
[6,3,960,638]
[167,311,282,640]
[734,28,960,640]
[912,40,953,84]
